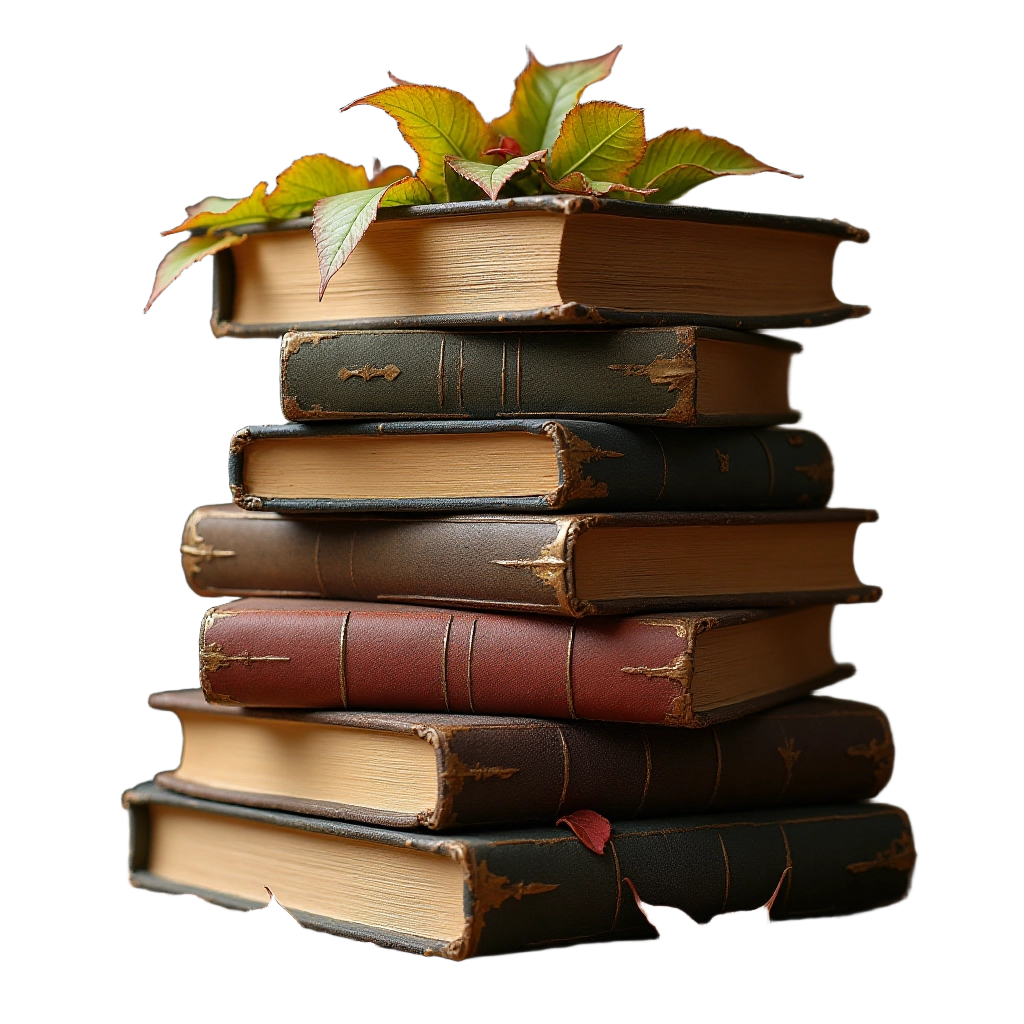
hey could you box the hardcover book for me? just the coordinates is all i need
[152,689,893,828]
[209,197,869,337]
[181,505,880,616]
[228,422,833,513]
[196,598,851,726]
[279,326,801,426]
[125,783,915,959]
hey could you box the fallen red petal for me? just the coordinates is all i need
[556,809,612,854]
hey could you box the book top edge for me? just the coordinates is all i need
[193,196,869,243]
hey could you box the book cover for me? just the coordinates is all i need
[125,783,914,959]
[181,505,880,616]
[280,326,801,426]
[152,689,893,828]
[227,421,834,513]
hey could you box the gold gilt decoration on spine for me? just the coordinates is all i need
[441,751,519,798]
[337,364,400,383]
[847,722,895,787]
[715,449,730,473]
[608,334,697,423]
[229,428,252,455]
[543,422,623,506]
[620,617,719,726]
[180,532,237,581]
[846,831,917,874]
[200,643,290,675]
[794,456,834,484]
[491,517,598,615]
[777,738,801,795]
[464,859,558,957]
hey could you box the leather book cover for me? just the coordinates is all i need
[194,597,854,726]
[152,689,893,829]
[181,505,880,616]
[227,421,833,513]
[125,782,914,959]
[210,195,869,337]
[279,325,802,427]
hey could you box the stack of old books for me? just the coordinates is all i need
[125,197,915,958]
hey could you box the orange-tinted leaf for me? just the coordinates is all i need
[264,155,370,220]
[484,136,524,158]
[492,46,621,154]
[445,150,546,200]
[144,231,246,313]
[629,128,801,203]
[184,196,240,218]
[556,809,612,854]
[548,101,646,184]
[622,868,782,937]
[379,175,432,207]
[162,182,271,235]
[248,888,305,937]
[543,169,655,197]
[343,82,497,201]
[369,163,414,187]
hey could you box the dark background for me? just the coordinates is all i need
[2,8,1024,806]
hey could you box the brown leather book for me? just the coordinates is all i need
[182,504,880,616]
[197,598,853,726]
[152,689,893,829]
[210,197,869,337]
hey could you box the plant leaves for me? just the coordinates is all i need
[144,232,246,313]
[492,46,621,154]
[313,179,418,298]
[484,136,524,158]
[379,176,433,207]
[548,101,646,184]
[556,810,612,854]
[264,155,370,220]
[543,169,656,197]
[162,182,271,235]
[369,163,414,187]
[628,128,801,203]
[184,196,240,218]
[618,868,786,937]
[343,81,497,201]
[444,160,487,202]
[445,150,546,200]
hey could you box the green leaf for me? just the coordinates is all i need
[628,128,801,203]
[492,46,621,153]
[444,150,546,201]
[313,178,421,297]
[264,155,370,220]
[162,182,271,234]
[342,80,497,201]
[144,232,246,312]
[543,170,656,197]
[444,161,486,202]
[379,176,433,206]
[547,101,646,184]
[184,196,240,217]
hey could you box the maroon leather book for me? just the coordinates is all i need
[199,598,853,727]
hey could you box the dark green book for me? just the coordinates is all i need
[280,326,801,426]
[228,421,833,513]
[125,782,914,959]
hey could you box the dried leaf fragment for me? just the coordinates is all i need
[556,809,612,854]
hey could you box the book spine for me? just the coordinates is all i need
[463,804,914,957]
[196,600,847,727]
[228,422,831,514]
[280,327,799,426]
[434,698,892,828]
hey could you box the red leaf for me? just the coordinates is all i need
[556,809,612,854]
[484,136,524,158]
